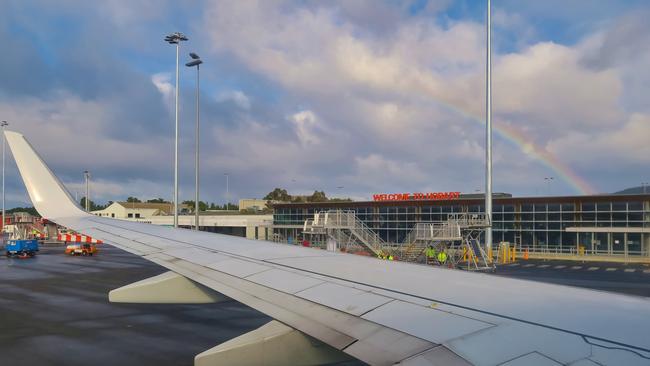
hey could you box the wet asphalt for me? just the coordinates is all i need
[0,245,270,366]
[491,259,650,298]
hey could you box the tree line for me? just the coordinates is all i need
[263,188,352,203]
[79,196,239,212]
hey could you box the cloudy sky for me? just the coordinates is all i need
[1,0,649,207]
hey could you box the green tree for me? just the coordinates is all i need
[308,190,327,202]
[291,195,306,203]
[264,188,291,202]
[126,196,141,203]
[182,200,209,212]
[80,197,105,211]
[146,198,168,203]
[7,206,39,216]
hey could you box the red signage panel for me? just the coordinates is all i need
[372,192,461,201]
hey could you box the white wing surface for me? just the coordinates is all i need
[6,130,650,366]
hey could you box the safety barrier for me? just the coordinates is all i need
[57,234,103,244]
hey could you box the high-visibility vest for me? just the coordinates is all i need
[437,251,447,263]
[425,248,436,258]
[388,255,394,261]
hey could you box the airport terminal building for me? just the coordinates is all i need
[272,193,650,258]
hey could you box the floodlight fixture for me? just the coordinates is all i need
[165,32,188,44]
[185,59,203,67]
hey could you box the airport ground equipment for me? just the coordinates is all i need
[57,233,103,244]
[4,239,39,257]
[302,210,387,256]
[64,242,98,256]
[303,210,496,271]
[7,130,650,366]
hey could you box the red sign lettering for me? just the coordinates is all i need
[372,192,461,201]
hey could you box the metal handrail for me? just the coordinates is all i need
[310,210,386,255]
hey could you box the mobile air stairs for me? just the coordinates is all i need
[303,210,495,271]
[302,210,387,256]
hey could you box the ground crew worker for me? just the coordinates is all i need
[437,250,448,265]
[425,245,436,265]
[387,254,394,261]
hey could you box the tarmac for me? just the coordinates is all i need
[1,245,649,365]
[0,246,271,366]
[491,259,650,297]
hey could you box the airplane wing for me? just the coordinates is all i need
[6,130,650,366]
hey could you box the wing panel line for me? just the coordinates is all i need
[86,217,649,355]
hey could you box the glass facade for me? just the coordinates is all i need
[273,195,650,257]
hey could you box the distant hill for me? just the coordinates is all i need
[614,186,649,195]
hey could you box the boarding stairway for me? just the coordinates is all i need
[399,221,462,262]
[303,210,387,256]
[304,210,495,271]
[455,237,494,271]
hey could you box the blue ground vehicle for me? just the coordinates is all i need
[5,239,39,257]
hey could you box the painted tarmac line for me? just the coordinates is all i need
[523,264,535,268]
[538,264,550,268]
[554,265,566,269]
[605,268,617,272]
[508,263,520,267]
[624,268,636,273]
[570,266,582,270]
[643,269,650,274]
[587,267,599,271]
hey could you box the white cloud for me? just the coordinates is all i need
[548,113,650,165]
[494,42,622,132]
[2,0,646,206]
[289,110,321,146]
[199,1,646,194]
[216,90,251,110]
[151,72,174,109]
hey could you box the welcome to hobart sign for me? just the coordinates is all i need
[372,192,461,201]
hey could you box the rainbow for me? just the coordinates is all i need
[495,123,596,195]
[424,97,597,195]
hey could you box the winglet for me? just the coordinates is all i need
[5,131,86,220]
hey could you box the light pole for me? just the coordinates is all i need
[83,170,90,211]
[186,52,203,231]
[1,120,7,234]
[485,0,493,253]
[544,177,554,196]
[165,32,188,228]
[224,173,230,210]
